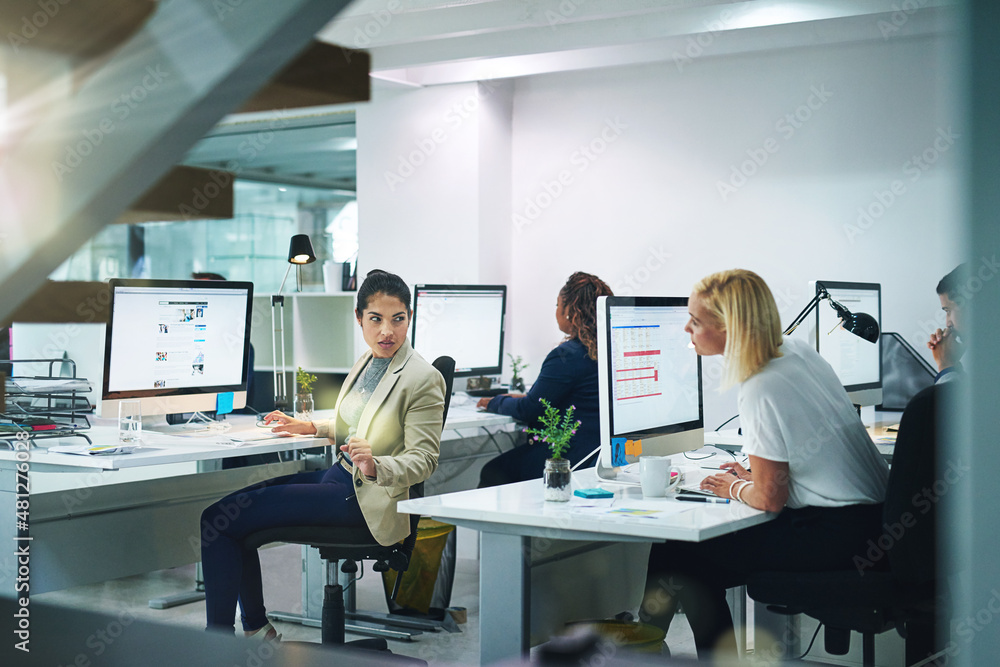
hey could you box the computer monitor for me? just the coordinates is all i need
[410,284,507,377]
[595,296,704,481]
[811,280,883,407]
[101,279,254,420]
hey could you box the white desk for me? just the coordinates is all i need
[0,405,516,600]
[443,404,516,431]
[0,417,326,598]
[399,465,773,665]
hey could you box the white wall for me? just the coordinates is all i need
[508,35,959,428]
[357,33,960,429]
[356,80,487,287]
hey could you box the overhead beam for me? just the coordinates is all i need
[116,166,234,224]
[240,42,370,112]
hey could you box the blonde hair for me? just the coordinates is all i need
[692,269,783,387]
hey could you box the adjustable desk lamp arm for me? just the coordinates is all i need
[271,263,297,412]
[783,287,830,336]
[783,283,880,343]
[271,234,317,412]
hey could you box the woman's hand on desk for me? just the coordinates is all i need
[700,462,752,498]
[261,411,317,436]
[719,461,752,481]
[341,437,376,478]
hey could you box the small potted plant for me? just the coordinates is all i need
[525,398,580,502]
[294,366,317,420]
[508,353,528,393]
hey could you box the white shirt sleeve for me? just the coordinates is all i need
[739,387,789,463]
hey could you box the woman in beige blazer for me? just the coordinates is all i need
[200,270,445,639]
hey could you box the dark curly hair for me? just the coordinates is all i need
[558,272,613,360]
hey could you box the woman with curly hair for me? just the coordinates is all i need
[477,272,613,486]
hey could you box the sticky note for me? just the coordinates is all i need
[611,438,629,467]
[625,439,643,457]
[216,392,234,416]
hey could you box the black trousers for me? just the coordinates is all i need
[645,502,883,659]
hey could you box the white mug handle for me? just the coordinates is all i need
[666,466,682,492]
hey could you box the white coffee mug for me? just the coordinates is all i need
[639,456,681,498]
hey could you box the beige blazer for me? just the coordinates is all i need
[314,339,445,546]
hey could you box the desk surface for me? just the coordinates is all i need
[400,465,772,543]
[0,417,321,472]
[1,403,515,472]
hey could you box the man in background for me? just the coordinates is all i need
[927,263,969,383]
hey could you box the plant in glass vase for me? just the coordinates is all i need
[294,366,317,420]
[524,398,580,502]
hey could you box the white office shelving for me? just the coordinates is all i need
[251,293,359,374]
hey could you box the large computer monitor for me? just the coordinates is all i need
[811,280,883,407]
[410,284,507,377]
[595,296,704,482]
[101,279,254,419]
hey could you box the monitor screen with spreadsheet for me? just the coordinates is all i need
[596,296,704,479]
[410,285,507,377]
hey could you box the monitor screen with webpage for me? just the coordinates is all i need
[596,296,704,482]
[813,280,882,407]
[101,279,253,419]
[410,284,506,377]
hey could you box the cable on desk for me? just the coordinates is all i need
[714,414,740,431]
[481,426,506,454]
[682,450,717,461]
[571,444,601,472]
[682,447,746,468]
[480,424,521,454]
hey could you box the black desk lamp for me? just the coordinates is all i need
[272,234,317,410]
[783,282,880,343]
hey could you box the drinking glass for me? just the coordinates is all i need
[118,400,142,444]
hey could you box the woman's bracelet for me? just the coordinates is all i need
[728,478,742,500]
[735,480,754,504]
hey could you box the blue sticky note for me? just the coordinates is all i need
[216,392,234,416]
[611,438,629,467]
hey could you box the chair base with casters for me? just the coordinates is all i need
[244,501,433,649]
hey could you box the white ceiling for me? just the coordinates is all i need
[184,0,957,191]
[317,0,956,85]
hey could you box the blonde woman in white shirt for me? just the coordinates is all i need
[644,269,888,660]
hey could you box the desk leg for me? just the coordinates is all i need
[479,532,530,665]
[727,584,746,656]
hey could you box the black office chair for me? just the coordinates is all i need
[244,355,455,651]
[747,384,945,666]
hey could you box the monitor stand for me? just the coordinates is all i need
[149,412,229,436]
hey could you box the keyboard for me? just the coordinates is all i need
[465,387,509,398]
